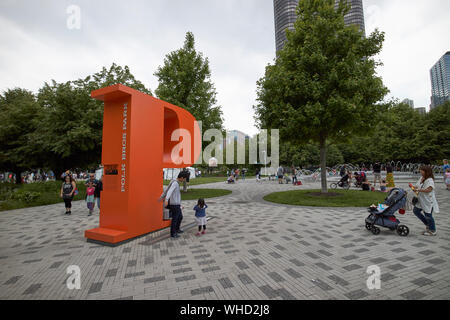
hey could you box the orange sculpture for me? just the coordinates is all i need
[84,84,201,245]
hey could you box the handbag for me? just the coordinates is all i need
[412,181,423,206]
[163,199,172,220]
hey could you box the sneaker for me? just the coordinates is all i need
[88,212,92,216]
[196,232,201,236]
[177,230,184,234]
[171,234,180,238]
[68,211,71,215]
[202,230,206,235]
[423,230,437,236]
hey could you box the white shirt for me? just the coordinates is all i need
[415,178,440,213]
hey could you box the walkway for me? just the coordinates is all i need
[0,179,449,300]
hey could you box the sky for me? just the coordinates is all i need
[0,0,449,136]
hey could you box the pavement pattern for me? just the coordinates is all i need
[0,178,449,300]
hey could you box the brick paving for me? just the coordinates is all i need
[0,179,449,300]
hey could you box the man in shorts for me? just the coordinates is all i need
[373,162,382,187]
[277,166,284,184]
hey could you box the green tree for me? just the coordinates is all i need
[254,0,388,192]
[154,32,224,133]
[33,63,151,177]
[0,88,44,183]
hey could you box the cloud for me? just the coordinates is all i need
[364,0,450,109]
[1,0,448,136]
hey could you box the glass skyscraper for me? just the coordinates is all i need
[274,0,366,52]
[430,51,450,110]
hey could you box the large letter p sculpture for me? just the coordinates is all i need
[84,84,201,246]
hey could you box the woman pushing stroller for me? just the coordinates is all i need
[409,165,439,236]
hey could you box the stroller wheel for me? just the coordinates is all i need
[344,183,350,190]
[330,183,338,189]
[371,227,380,235]
[397,225,409,237]
[365,223,372,231]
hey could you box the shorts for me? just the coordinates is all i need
[278,175,283,179]
[195,217,207,226]
[374,173,381,178]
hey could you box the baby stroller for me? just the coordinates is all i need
[330,174,350,190]
[365,188,409,236]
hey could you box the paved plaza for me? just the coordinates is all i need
[0,179,449,300]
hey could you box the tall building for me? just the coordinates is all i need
[430,51,450,110]
[402,98,414,108]
[274,0,365,52]
[415,107,426,115]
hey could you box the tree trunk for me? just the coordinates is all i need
[319,138,327,194]
[14,169,22,185]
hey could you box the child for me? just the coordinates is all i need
[445,168,450,191]
[86,181,95,216]
[380,179,387,192]
[193,198,208,236]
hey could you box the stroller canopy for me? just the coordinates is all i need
[384,188,407,207]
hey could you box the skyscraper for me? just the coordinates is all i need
[430,51,450,110]
[402,98,415,108]
[274,0,366,52]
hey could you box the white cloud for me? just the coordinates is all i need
[0,0,448,136]
[364,0,450,109]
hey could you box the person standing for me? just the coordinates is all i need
[410,166,440,236]
[95,177,103,210]
[292,166,297,185]
[86,181,96,216]
[443,160,450,189]
[60,174,76,215]
[373,162,381,187]
[255,168,261,182]
[340,165,346,177]
[85,172,99,210]
[277,166,284,184]
[386,163,395,188]
[161,172,186,238]
[193,198,208,236]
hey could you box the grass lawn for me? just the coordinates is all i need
[0,181,87,212]
[164,176,255,186]
[180,188,232,201]
[164,176,227,186]
[264,189,387,207]
[0,181,232,211]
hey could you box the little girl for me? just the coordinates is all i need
[445,168,450,191]
[193,198,208,236]
[86,181,96,216]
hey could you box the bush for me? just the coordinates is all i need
[12,191,41,203]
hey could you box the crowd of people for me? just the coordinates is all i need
[226,168,246,183]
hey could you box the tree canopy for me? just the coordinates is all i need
[154,32,224,132]
[254,0,388,192]
[0,63,151,182]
